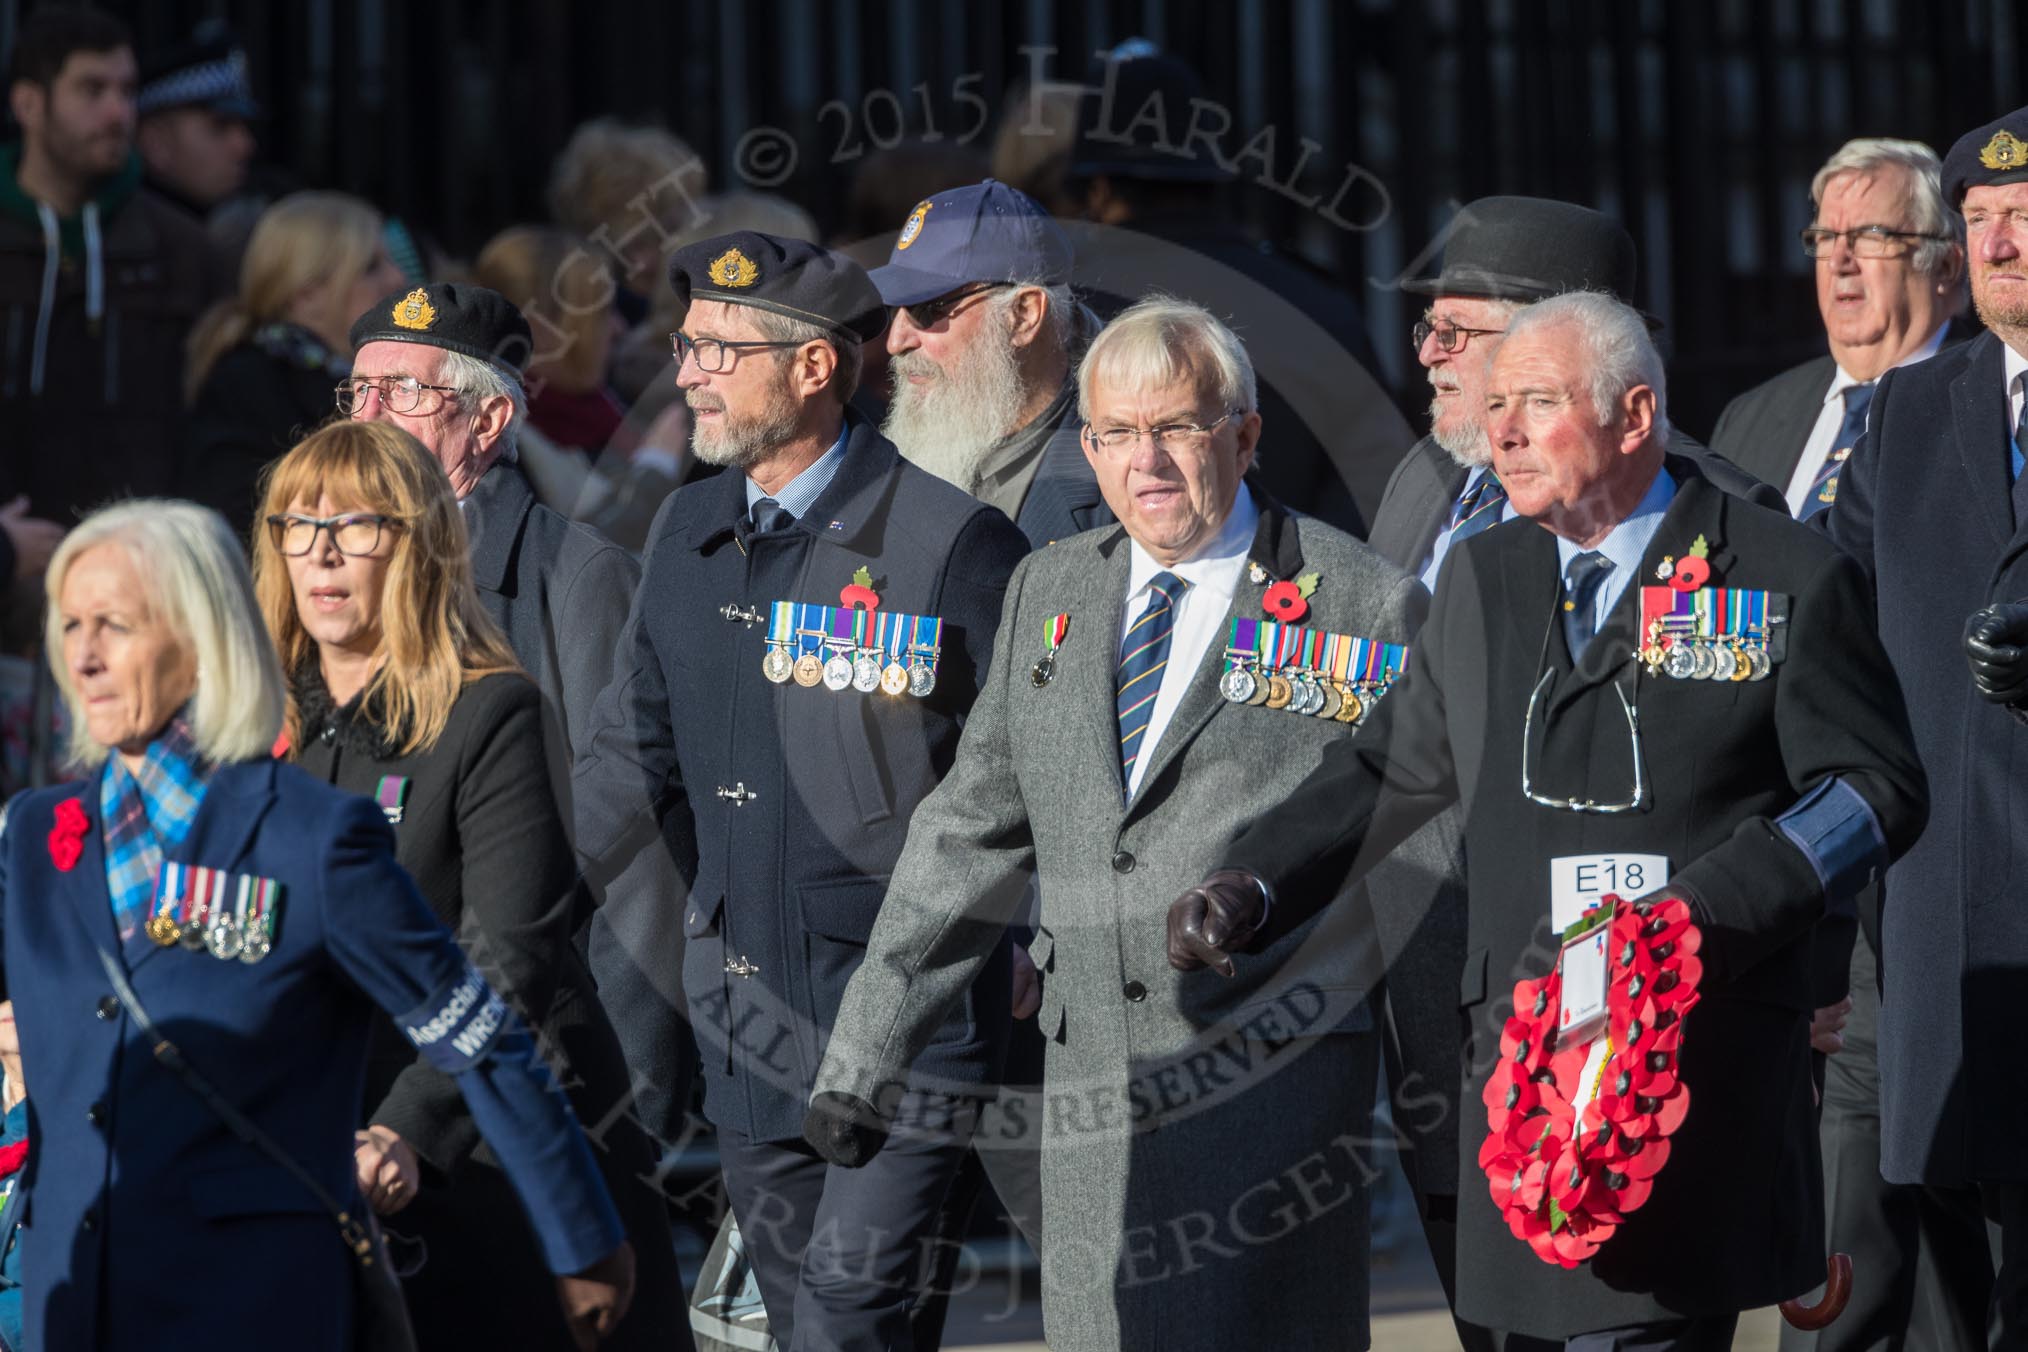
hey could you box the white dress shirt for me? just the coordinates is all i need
[1552,464,1677,636]
[1117,484,1261,797]
[1783,325,1949,516]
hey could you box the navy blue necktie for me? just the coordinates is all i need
[2012,397,2028,526]
[1448,469,1508,542]
[1117,572,1186,790]
[1801,382,1873,520]
[1562,551,1614,662]
[736,496,793,548]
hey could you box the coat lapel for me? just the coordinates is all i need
[464,461,539,594]
[60,782,120,962]
[1950,334,2012,551]
[1074,529,1135,794]
[1126,491,1305,813]
[1548,464,1733,717]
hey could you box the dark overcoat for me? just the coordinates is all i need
[1824,327,2028,1188]
[572,413,1030,1142]
[1226,466,1929,1338]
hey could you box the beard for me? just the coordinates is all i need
[1972,268,2028,339]
[688,380,801,470]
[881,325,1029,493]
[1427,370,1493,468]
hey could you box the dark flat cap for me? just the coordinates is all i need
[1405,196,1655,325]
[348,284,533,376]
[1068,39,1234,183]
[1943,107,2028,205]
[669,232,888,343]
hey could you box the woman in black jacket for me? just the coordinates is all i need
[252,419,687,1352]
[181,192,408,546]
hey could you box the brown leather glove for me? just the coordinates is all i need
[1165,868,1269,976]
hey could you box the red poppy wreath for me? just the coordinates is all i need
[1477,892,1705,1268]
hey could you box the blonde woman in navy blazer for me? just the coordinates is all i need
[1,499,634,1351]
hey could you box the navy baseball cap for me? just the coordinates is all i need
[868,179,1074,308]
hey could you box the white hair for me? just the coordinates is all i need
[1504,291,1669,443]
[437,350,528,460]
[45,500,287,769]
[1077,295,1257,422]
[1811,137,1960,276]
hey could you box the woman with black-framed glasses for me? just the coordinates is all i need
[252,419,687,1350]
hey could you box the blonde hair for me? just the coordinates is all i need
[252,421,521,757]
[45,501,288,769]
[473,225,615,394]
[184,191,384,403]
[546,118,709,293]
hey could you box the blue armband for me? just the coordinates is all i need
[1775,776,1886,916]
[397,965,510,1073]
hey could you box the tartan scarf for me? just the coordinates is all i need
[99,713,212,942]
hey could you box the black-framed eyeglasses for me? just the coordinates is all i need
[669,332,808,373]
[1081,408,1245,456]
[266,513,402,557]
[1412,317,1506,354]
[897,282,1012,329]
[334,375,460,416]
[1799,225,1949,259]
[1518,575,1647,814]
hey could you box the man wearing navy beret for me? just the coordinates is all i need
[1825,105,2028,1345]
[570,232,1030,1350]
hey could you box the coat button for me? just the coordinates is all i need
[86,1102,105,1127]
[80,1208,97,1232]
[1123,980,1147,1002]
[95,996,118,1020]
[1112,850,1135,874]
[320,723,338,745]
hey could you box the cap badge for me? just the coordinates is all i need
[897,201,931,250]
[1980,130,2028,171]
[391,287,437,332]
[708,248,760,288]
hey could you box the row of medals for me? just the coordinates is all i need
[763,644,937,698]
[1219,664,1383,722]
[145,907,274,963]
[1641,623,1773,682]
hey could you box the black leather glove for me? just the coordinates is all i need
[1964,602,2028,706]
[1165,868,1269,976]
[802,1091,888,1168]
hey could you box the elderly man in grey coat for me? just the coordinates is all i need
[804,297,1427,1351]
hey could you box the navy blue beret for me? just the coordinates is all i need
[668,232,888,344]
[348,283,534,376]
[1943,107,2028,206]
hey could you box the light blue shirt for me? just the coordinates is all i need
[1552,464,1678,636]
[1420,465,1520,590]
[744,420,851,521]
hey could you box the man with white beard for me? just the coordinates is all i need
[873,179,1112,548]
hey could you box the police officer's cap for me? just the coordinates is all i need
[1943,107,2028,206]
[668,232,888,344]
[138,20,260,120]
[348,283,534,377]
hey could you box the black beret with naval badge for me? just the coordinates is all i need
[347,283,534,376]
[667,231,889,344]
[1942,106,2028,206]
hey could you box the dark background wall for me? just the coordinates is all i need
[19,0,2023,436]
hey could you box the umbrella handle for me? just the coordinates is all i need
[1780,1253,1853,1330]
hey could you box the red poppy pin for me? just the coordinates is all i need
[839,565,881,612]
[1262,570,1321,622]
[1655,535,1712,593]
[48,797,88,872]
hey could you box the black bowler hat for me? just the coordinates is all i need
[668,232,888,343]
[1404,196,1657,326]
[1942,107,2028,206]
[348,283,534,376]
[138,20,260,120]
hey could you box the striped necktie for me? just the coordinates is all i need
[1448,469,1507,542]
[1117,571,1187,790]
[1801,382,1873,519]
[1562,551,1614,662]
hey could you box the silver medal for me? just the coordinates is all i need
[762,647,794,684]
[1664,645,1697,680]
[1220,667,1257,704]
[851,653,882,693]
[1689,643,1717,681]
[1709,646,1737,681]
[909,663,936,698]
[205,917,244,961]
[822,654,853,691]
